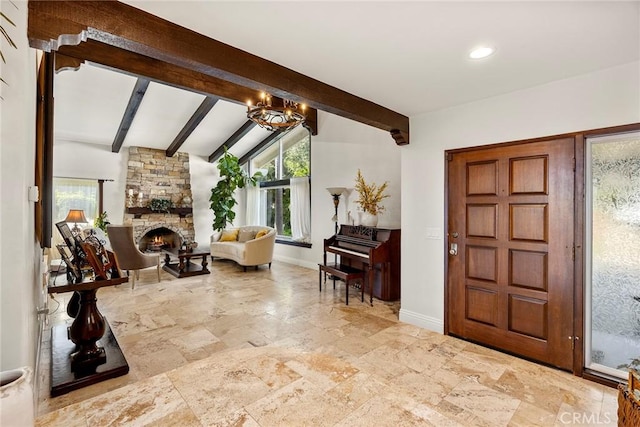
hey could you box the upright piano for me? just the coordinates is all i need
[323,224,401,301]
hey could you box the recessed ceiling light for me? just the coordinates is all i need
[469,46,495,60]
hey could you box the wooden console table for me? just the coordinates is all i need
[47,277,129,396]
[162,247,210,278]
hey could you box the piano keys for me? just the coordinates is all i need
[323,224,401,301]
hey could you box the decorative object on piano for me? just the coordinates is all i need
[148,197,173,213]
[247,92,307,132]
[210,148,260,231]
[326,187,347,234]
[354,169,389,227]
[64,209,88,235]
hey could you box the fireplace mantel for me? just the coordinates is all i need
[126,207,193,219]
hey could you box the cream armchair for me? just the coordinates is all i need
[210,226,275,271]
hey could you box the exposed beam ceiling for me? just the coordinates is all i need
[238,132,284,166]
[112,78,149,153]
[27,0,409,145]
[166,97,219,157]
[208,120,257,163]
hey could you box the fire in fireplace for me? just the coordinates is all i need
[138,226,183,252]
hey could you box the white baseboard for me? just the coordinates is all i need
[399,309,444,334]
[273,255,316,270]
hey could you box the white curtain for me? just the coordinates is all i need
[290,176,310,243]
[246,185,262,226]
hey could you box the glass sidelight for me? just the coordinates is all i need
[585,132,640,379]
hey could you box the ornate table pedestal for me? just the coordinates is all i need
[48,277,129,396]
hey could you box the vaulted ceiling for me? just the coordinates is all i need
[47,1,639,161]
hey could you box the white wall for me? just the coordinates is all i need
[400,61,640,333]
[272,112,402,269]
[53,140,129,225]
[0,0,40,371]
[188,153,218,246]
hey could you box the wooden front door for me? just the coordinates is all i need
[447,138,575,370]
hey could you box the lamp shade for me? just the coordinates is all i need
[326,187,346,197]
[64,209,88,224]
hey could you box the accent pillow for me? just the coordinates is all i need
[220,229,239,242]
[238,230,257,243]
[212,231,222,242]
[255,229,269,239]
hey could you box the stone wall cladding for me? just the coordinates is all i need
[124,147,196,244]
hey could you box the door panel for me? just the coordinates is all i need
[447,138,575,370]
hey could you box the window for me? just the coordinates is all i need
[51,178,99,251]
[248,126,311,244]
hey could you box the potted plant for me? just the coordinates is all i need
[94,211,110,233]
[354,169,389,227]
[209,148,259,231]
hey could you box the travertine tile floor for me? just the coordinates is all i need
[36,260,619,426]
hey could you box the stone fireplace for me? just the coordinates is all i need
[124,147,196,247]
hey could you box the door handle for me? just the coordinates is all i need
[449,243,458,256]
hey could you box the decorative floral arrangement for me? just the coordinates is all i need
[354,169,389,215]
[148,198,173,213]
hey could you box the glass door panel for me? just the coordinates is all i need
[586,132,640,379]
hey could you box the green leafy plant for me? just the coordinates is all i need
[148,198,173,213]
[94,211,110,233]
[209,148,260,231]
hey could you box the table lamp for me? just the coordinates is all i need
[65,209,88,235]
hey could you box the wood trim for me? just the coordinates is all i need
[112,78,149,153]
[573,135,585,376]
[447,122,640,156]
[27,0,408,144]
[166,96,218,157]
[443,150,451,335]
[54,52,84,72]
[35,52,55,248]
[208,120,257,163]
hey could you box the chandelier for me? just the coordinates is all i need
[246,92,306,132]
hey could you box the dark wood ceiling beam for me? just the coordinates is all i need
[112,78,149,153]
[27,0,408,144]
[53,39,320,137]
[238,131,284,166]
[166,97,219,157]
[54,53,84,73]
[208,121,257,163]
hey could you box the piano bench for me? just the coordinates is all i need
[318,263,367,306]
